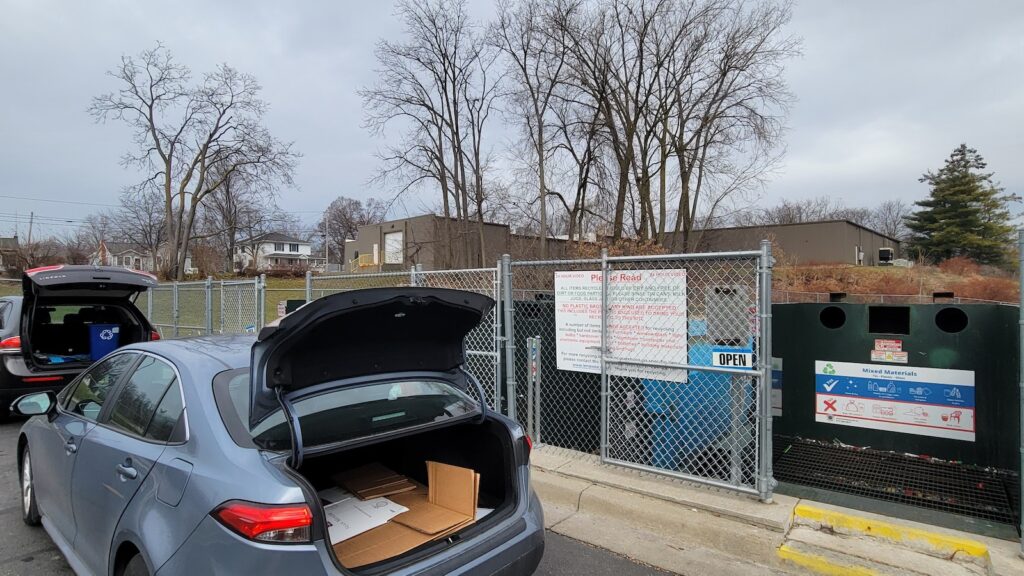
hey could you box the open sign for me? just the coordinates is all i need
[712,348,754,370]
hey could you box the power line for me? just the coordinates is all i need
[0,194,119,208]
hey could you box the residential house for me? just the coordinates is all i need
[90,241,196,274]
[0,237,19,273]
[235,232,325,272]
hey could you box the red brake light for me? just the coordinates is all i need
[524,434,533,455]
[213,501,312,543]
[150,330,161,341]
[24,265,64,276]
[0,336,21,350]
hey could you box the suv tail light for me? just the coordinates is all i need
[0,336,21,350]
[213,501,312,544]
[149,330,161,341]
[524,434,533,456]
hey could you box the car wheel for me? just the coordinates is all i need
[21,446,41,526]
[122,554,149,576]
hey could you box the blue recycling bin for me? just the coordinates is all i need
[88,324,120,361]
[644,341,754,470]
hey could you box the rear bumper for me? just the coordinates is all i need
[157,492,544,576]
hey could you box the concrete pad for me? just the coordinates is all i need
[785,526,985,576]
[552,455,796,532]
[575,483,788,567]
[531,447,577,472]
[553,512,793,576]
[971,535,1024,576]
[532,469,592,528]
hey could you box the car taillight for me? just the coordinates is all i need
[0,336,21,350]
[149,330,161,341]
[524,434,533,456]
[213,501,312,544]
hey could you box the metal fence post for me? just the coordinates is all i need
[410,265,418,287]
[501,255,517,420]
[599,248,610,462]
[146,287,153,322]
[219,280,225,334]
[258,274,267,328]
[205,276,214,334]
[305,270,313,303]
[1018,229,1024,558]
[172,281,180,338]
[758,239,775,503]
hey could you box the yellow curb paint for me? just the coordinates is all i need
[793,504,990,562]
[777,543,879,576]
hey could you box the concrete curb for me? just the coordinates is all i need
[790,503,991,569]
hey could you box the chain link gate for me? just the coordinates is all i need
[508,244,774,500]
[309,267,504,410]
[142,277,264,338]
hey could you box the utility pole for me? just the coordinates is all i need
[27,212,34,245]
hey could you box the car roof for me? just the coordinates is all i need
[122,334,255,372]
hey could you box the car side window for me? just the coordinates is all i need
[146,379,185,443]
[106,356,181,442]
[64,354,137,421]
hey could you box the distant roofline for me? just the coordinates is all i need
[685,219,901,244]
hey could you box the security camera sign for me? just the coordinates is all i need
[815,360,975,441]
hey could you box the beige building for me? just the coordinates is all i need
[667,220,900,266]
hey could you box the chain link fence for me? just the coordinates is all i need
[310,267,503,409]
[140,277,264,338]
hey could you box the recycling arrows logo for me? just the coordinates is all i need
[822,363,836,375]
[100,329,114,341]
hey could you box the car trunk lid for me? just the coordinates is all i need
[23,265,158,300]
[249,288,495,432]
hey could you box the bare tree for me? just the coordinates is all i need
[868,199,911,242]
[318,196,389,265]
[114,187,166,273]
[495,0,570,257]
[90,44,298,279]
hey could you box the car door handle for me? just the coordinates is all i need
[64,440,77,455]
[116,463,138,481]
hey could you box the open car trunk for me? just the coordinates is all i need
[293,416,518,572]
[26,300,148,368]
[22,266,157,370]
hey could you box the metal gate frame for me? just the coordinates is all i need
[594,242,774,501]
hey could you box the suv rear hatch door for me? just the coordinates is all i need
[23,265,158,300]
[249,287,495,433]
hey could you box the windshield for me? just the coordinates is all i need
[216,370,480,450]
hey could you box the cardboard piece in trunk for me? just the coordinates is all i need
[334,462,417,500]
[333,461,480,569]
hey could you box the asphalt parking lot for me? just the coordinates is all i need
[0,419,667,576]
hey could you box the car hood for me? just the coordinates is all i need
[24,265,158,300]
[249,287,495,428]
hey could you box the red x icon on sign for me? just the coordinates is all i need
[823,399,837,413]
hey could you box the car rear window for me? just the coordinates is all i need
[213,369,480,450]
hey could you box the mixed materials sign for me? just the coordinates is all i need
[814,360,975,442]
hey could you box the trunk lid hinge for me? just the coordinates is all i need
[276,387,305,469]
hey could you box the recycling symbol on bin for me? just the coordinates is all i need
[822,363,836,375]
[99,329,115,341]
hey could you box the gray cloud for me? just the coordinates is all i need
[2,0,1021,239]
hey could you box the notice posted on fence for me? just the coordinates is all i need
[814,360,975,441]
[554,269,687,382]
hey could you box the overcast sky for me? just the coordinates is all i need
[2,0,1022,239]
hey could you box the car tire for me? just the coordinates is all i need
[21,446,41,526]
[123,554,149,576]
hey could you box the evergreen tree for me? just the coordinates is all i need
[905,144,1017,266]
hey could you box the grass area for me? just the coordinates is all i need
[775,264,1019,302]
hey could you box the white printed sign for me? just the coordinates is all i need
[815,361,975,441]
[555,269,687,382]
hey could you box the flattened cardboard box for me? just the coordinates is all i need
[334,461,479,568]
[334,462,417,500]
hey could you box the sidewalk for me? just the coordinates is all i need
[530,447,1024,576]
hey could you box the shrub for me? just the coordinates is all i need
[938,256,980,276]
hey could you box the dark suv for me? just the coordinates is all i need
[0,265,158,417]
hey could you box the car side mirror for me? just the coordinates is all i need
[11,391,56,416]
